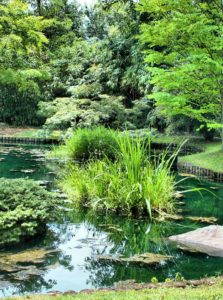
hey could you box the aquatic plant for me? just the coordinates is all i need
[52,126,119,161]
[0,178,64,247]
[61,132,177,217]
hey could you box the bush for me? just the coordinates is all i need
[0,178,64,248]
[39,94,131,131]
[65,126,119,161]
[61,132,176,217]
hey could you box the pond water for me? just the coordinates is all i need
[0,143,223,296]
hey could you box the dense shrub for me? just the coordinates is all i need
[0,178,64,248]
[39,95,131,131]
[65,126,119,161]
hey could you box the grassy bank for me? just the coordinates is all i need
[0,125,62,139]
[8,281,223,300]
[179,141,223,173]
[153,134,223,173]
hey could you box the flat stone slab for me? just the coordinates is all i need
[169,225,223,257]
[96,253,172,267]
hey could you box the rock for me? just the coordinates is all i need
[38,180,51,187]
[179,173,197,178]
[187,216,218,224]
[20,169,35,174]
[96,253,172,267]
[98,224,124,233]
[63,290,77,295]
[174,192,185,199]
[0,262,24,273]
[158,213,184,222]
[169,225,223,257]
[47,290,63,295]
[80,289,94,294]
[177,245,201,254]
[0,248,59,265]
[0,248,60,276]
[0,280,12,290]
[177,201,186,206]
[12,267,44,281]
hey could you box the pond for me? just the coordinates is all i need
[0,143,223,297]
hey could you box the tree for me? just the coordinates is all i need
[0,0,51,86]
[138,0,223,147]
[0,0,52,124]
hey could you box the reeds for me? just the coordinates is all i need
[60,129,177,218]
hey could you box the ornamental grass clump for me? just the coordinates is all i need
[61,131,177,217]
[65,126,119,161]
[0,178,64,248]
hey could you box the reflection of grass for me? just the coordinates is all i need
[67,210,179,258]
[12,278,223,300]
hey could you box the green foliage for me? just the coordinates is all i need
[64,127,119,161]
[60,130,175,216]
[138,0,223,142]
[10,279,223,300]
[39,1,151,132]
[0,0,52,125]
[0,178,64,247]
[0,0,51,87]
[0,84,46,125]
[39,94,131,131]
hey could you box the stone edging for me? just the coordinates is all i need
[152,142,223,183]
[46,278,218,296]
[177,161,223,183]
[0,136,59,145]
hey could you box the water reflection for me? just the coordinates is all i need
[0,144,223,296]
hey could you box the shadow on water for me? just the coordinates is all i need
[0,143,223,296]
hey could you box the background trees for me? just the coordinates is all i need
[138,0,223,144]
[1,0,222,142]
[0,0,51,124]
[39,0,152,132]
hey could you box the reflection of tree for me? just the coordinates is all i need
[178,177,223,223]
[84,256,170,288]
[67,209,181,287]
[68,209,175,256]
[1,223,73,295]
[12,278,57,295]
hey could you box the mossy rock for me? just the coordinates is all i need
[96,253,172,267]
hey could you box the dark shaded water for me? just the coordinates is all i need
[0,143,223,296]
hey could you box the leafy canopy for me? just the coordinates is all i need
[139,0,223,133]
[0,0,51,89]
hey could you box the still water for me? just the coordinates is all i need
[0,143,223,296]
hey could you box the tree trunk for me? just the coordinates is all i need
[37,0,42,16]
